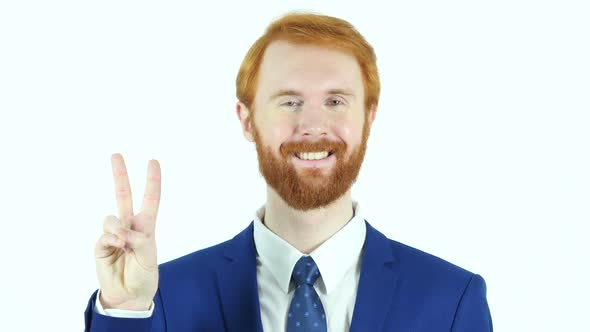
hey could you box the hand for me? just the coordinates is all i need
[94,153,161,310]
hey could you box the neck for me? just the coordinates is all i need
[262,186,355,254]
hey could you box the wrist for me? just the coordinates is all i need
[99,292,153,311]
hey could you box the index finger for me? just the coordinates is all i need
[111,153,134,223]
[140,159,161,220]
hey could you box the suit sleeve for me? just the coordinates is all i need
[94,289,154,318]
[84,289,165,332]
[450,273,494,332]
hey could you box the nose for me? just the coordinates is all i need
[295,104,329,138]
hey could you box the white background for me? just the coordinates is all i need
[1,1,588,331]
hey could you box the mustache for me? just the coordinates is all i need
[280,140,347,158]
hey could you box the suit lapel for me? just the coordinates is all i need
[217,222,264,332]
[349,220,399,332]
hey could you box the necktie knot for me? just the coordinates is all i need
[288,256,326,331]
[292,256,321,286]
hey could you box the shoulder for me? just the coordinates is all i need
[368,224,492,329]
[369,222,480,291]
[158,238,231,281]
[157,223,253,280]
[390,237,473,278]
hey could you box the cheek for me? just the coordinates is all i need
[334,117,364,146]
[257,120,292,152]
[272,123,291,139]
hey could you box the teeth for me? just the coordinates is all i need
[296,151,330,160]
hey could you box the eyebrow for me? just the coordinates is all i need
[269,88,356,100]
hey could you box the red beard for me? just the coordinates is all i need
[251,118,370,211]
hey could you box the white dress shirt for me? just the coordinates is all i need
[96,201,367,332]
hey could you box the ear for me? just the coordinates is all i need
[367,103,378,127]
[236,101,255,142]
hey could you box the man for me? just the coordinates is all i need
[85,12,493,331]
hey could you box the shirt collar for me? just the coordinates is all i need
[253,200,366,295]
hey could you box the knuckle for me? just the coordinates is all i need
[103,233,114,244]
[113,169,128,178]
[96,234,111,249]
[141,213,156,223]
[103,215,119,230]
[95,236,103,248]
[147,174,161,181]
[115,188,131,199]
[103,215,117,223]
[143,193,161,202]
[129,231,147,245]
[118,229,129,241]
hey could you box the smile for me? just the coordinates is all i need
[295,151,334,160]
[290,151,336,168]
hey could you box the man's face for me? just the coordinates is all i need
[239,40,375,211]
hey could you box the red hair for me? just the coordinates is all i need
[236,12,380,113]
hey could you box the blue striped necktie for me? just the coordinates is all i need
[287,256,327,331]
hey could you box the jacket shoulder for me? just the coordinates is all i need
[367,225,492,329]
[384,235,480,296]
[367,221,477,281]
[391,238,473,276]
[158,238,231,280]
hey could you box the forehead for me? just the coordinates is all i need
[256,40,363,98]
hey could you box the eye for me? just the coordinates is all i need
[327,98,345,106]
[280,100,302,107]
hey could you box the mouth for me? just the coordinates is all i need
[293,150,335,160]
[290,150,336,167]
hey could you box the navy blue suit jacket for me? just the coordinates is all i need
[84,220,493,331]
